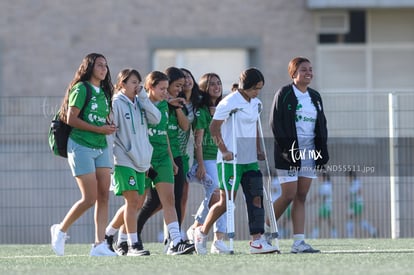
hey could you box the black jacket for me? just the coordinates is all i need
[269,83,329,170]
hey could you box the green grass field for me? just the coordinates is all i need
[1,239,414,275]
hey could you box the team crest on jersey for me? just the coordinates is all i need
[128,176,136,186]
[91,102,98,111]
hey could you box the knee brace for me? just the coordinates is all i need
[241,170,264,197]
[241,170,265,234]
[249,207,265,234]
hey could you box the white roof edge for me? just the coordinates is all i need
[307,0,414,9]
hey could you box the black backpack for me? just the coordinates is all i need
[48,82,92,158]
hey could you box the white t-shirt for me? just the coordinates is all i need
[293,85,317,151]
[213,91,261,164]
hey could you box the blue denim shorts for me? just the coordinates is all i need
[67,138,112,177]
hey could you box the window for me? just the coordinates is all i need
[152,48,248,94]
[318,11,366,44]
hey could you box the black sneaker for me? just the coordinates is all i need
[115,241,128,256]
[127,242,150,256]
[170,239,195,255]
[105,235,115,252]
[136,238,144,250]
[163,238,171,254]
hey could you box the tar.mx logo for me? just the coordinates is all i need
[289,141,322,163]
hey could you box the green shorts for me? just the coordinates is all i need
[113,165,145,196]
[145,152,174,189]
[217,162,259,192]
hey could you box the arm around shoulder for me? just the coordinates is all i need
[137,91,161,124]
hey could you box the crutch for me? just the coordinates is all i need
[257,104,280,252]
[221,108,238,254]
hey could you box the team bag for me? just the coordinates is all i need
[48,82,92,158]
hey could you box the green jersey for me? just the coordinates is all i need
[178,102,194,156]
[68,82,110,149]
[193,106,217,160]
[148,100,169,158]
[167,106,182,158]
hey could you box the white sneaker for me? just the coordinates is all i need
[194,227,207,255]
[249,236,279,254]
[186,226,195,243]
[263,232,273,245]
[291,240,320,253]
[210,240,230,254]
[163,238,171,254]
[90,241,118,256]
[50,224,67,256]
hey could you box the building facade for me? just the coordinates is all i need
[1,0,413,243]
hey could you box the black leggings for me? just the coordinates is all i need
[136,156,186,235]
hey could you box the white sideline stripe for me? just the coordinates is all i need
[0,254,87,259]
[2,248,414,258]
[323,249,414,254]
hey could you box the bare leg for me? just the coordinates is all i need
[291,177,312,234]
[60,172,98,233]
[94,167,111,243]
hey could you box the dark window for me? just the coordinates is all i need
[319,10,366,44]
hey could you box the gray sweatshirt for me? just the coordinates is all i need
[110,90,161,172]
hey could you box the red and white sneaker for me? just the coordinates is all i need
[249,236,279,254]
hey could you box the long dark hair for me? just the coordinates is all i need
[198,72,223,108]
[60,53,113,121]
[164,66,185,85]
[180,68,202,110]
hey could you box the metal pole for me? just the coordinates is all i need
[388,92,399,239]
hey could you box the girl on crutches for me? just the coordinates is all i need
[257,103,280,251]
[194,68,279,254]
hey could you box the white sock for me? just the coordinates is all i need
[118,231,128,243]
[293,234,305,245]
[167,221,181,246]
[127,233,138,246]
[105,226,118,236]
[181,229,188,241]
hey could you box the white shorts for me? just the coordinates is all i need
[276,159,317,184]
